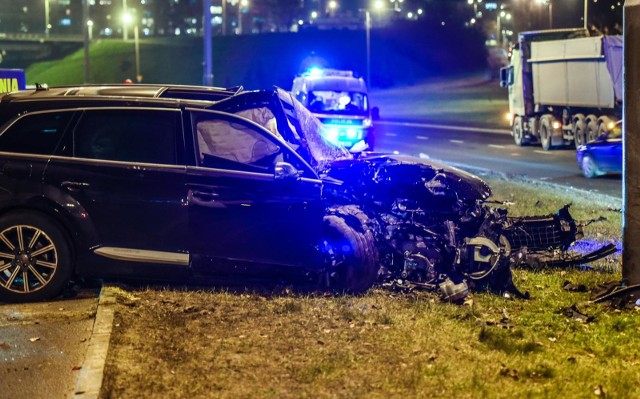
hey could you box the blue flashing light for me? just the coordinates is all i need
[308,67,324,77]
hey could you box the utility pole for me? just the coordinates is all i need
[82,0,90,83]
[623,0,640,285]
[203,0,213,86]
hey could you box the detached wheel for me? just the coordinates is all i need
[0,212,72,302]
[581,155,602,178]
[320,207,379,293]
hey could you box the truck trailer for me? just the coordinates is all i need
[500,29,622,150]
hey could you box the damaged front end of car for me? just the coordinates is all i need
[322,155,616,301]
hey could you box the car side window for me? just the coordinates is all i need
[74,109,179,165]
[195,115,282,173]
[0,111,73,155]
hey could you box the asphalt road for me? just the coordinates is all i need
[375,121,623,199]
[0,288,100,399]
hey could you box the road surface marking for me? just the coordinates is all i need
[488,144,506,149]
[377,121,510,135]
[450,139,464,144]
[416,135,429,140]
[510,153,521,156]
[534,150,555,155]
[385,132,398,137]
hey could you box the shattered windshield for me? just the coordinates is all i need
[308,91,368,115]
[276,88,352,170]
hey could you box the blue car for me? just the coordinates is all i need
[576,121,622,178]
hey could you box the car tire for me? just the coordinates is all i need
[0,212,73,302]
[320,206,379,293]
[581,155,602,178]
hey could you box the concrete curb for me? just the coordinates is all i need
[73,285,116,399]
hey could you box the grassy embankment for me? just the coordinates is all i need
[370,74,510,128]
[101,175,629,399]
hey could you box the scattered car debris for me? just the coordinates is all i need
[561,304,594,323]
[562,280,589,292]
[590,281,640,309]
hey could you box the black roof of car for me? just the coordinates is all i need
[0,83,242,104]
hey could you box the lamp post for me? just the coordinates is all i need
[123,11,141,82]
[222,0,227,35]
[583,0,588,29]
[363,1,384,87]
[122,0,128,40]
[496,11,510,47]
[45,0,50,37]
[238,0,248,35]
[87,20,94,41]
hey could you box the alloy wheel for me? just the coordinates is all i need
[0,225,58,294]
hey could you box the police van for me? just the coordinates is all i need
[292,69,375,150]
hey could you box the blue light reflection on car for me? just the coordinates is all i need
[576,121,622,178]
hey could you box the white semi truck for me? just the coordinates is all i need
[500,29,623,150]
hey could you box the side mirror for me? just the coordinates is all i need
[349,140,369,153]
[499,66,513,88]
[274,162,301,181]
[371,106,380,121]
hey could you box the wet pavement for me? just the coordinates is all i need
[0,288,100,399]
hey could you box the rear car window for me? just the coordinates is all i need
[74,109,180,165]
[0,111,73,155]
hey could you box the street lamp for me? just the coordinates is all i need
[496,11,511,47]
[44,0,51,37]
[583,0,588,29]
[122,11,141,83]
[122,0,128,40]
[238,0,249,35]
[364,1,384,86]
[328,0,338,16]
[536,0,552,29]
[87,19,94,41]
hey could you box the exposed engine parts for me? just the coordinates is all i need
[323,156,616,301]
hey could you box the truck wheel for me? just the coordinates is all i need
[319,208,379,294]
[512,116,527,146]
[581,155,602,178]
[573,117,587,149]
[598,117,613,137]
[0,212,73,303]
[539,116,553,151]
[585,115,599,143]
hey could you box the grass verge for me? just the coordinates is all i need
[100,174,635,399]
[369,74,509,128]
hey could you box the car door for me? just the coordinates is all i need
[186,109,324,273]
[0,110,75,208]
[44,107,189,272]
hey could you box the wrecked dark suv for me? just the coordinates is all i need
[0,85,614,302]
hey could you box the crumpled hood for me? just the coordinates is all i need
[323,153,492,207]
